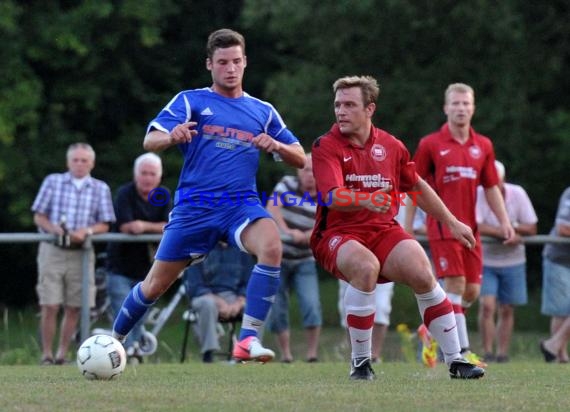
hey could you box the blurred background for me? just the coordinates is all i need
[0,0,568,314]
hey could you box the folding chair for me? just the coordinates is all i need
[180,308,242,363]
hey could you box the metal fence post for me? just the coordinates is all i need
[80,235,93,344]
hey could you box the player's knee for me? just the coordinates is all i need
[257,240,282,264]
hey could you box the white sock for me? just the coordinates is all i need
[446,292,470,350]
[344,285,375,360]
[416,284,461,365]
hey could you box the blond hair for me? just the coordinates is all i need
[444,83,475,104]
[333,75,380,106]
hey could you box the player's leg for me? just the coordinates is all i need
[107,272,144,350]
[381,238,484,379]
[336,240,378,380]
[430,240,476,357]
[232,217,282,362]
[112,219,209,343]
[112,259,188,343]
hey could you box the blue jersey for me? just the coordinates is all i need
[148,87,300,207]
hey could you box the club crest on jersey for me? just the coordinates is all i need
[328,235,343,251]
[370,144,386,162]
[469,145,482,159]
[439,257,449,271]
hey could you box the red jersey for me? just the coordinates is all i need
[413,123,498,240]
[311,124,418,239]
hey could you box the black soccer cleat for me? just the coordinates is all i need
[449,358,485,379]
[350,357,376,381]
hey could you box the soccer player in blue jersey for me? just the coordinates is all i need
[112,28,306,363]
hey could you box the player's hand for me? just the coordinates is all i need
[448,219,476,249]
[252,133,281,153]
[169,122,197,144]
[364,186,392,213]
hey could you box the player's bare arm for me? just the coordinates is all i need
[252,133,306,168]
[483,185,516,244]
[412,178,475,249]
[327,185,393,213]
[403,203,417,234]
[143,122,198,152]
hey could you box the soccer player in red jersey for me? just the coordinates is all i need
[408,83,515,367]
[310,75,484,380]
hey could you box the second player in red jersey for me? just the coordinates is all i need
[408,83,515,367]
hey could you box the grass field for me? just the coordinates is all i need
[1,360,568,412]
[1,278,562,411]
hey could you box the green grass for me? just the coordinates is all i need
[0,278,565,411]
[1,361,568,412]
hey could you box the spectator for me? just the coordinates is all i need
[266,154,322,363]
[539,186,570,363]
[31,143,115,365]
[185,242,254,363]
[105,153,171,361]
[476,160,537,363]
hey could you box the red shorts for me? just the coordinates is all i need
[429,238,482,284]
[311,224,413,283]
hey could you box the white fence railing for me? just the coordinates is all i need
[0,232,568,343]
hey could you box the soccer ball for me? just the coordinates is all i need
[77,334,127,380]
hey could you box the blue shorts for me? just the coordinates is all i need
[541,258,570,316]
[480,263,527,305]
[155,202,271,261]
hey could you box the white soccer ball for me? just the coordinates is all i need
[77,334,127,380]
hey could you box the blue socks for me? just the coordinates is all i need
[239,264,280,340]
[112,282,155,340]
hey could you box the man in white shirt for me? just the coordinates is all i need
[476,160,537,362]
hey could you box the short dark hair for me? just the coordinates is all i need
[206,29,246,59]
[333,75,380,106]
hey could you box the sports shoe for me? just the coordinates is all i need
[232,336,275,363]
[461,350,488,368]
[349,357,376,381]
[417,324,438,368]
[449,358,485,379]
